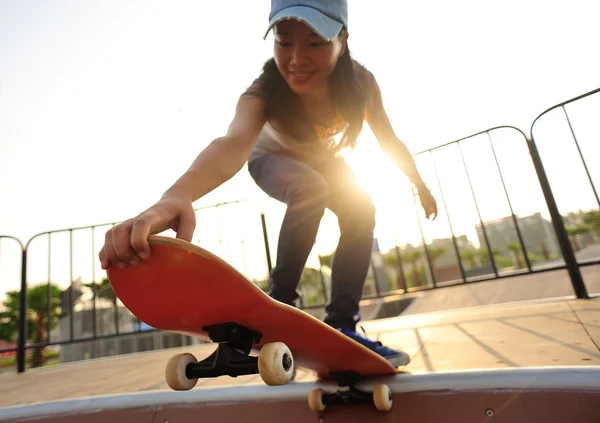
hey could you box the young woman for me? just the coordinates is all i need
[99,0,437,367]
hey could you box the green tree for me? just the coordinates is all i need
[0,283,62,367]
[507,243,525,269]
[253,268,326,307]
[0,291,21,343]
[540,243,551,260]
[478,247,501,265]
[83,277,116,304]
[461,249,477,268]
[298,268,327,307]
[428,247,446,266]
[566,226,590,252]
[582,210,600,236]
[403,250,424,287]
[383,251,406,292]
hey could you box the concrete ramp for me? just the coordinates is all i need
[2,367,599,423]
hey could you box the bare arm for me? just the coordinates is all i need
[364,72,437,220]
[164,94,266,202]
[99,93,266,269]
[364,73,427,189]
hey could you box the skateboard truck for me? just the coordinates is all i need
[164,322,295,390]
[185,322,263,379]
[328,372,381,405]
[309,371,393,412]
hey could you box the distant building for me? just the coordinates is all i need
[475,212,559,258]
[426,235,475,268]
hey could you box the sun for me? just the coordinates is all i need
[339,130,437,251]
[341,131,410,204]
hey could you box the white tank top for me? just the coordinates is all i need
[248,119,348,166]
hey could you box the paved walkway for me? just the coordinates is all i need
[403,263,599,315]
[1,296,598,408]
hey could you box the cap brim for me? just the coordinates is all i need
[263,6,343,41]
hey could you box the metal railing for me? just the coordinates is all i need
[0,235,26,371]
[1,87,599,373]
[529,87,600,298]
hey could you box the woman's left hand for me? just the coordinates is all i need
[417,186,438,221]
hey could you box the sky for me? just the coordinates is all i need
[0,0,599,300]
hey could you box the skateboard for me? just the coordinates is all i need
[107,235,399,412]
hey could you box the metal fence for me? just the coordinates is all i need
[0,235,26,370]
[1,87,598,373]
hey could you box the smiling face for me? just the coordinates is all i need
[273,20,347,97]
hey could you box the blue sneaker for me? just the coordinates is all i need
[340,327,411,368]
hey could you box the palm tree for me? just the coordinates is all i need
[478,247,501,265]
[0,283,62,367]
[582,210,600,238]
[0,292,20,344]
[507,243,525,269]
[461,249,477,268]
[383,251,406,292]
[298,268,327,306]
[428,247,446,268]
[28,284,62,366]
[540,243,551,260]
[83,277,116,305]
[566,226,590,252]
[84,278,146,332]
[403,250,424,287]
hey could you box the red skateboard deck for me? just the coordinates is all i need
[107,235,397,382]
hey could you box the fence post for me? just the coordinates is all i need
[260,213,273,276]
[526,137,588,299]
[18,247,27,372]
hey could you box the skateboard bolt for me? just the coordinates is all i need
[485,408,494,417]
[282,354,293,371]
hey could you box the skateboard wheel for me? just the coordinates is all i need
[165,353,198,391]
[373,384,393,411]
[291,366,297,381]
[258,342,294,386]
[308,388,326,412]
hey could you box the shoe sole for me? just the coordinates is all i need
[387,353,411,368]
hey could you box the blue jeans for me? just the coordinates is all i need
[248,154,376,330]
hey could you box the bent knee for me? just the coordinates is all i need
[358,198,376,229]
[342,194,376,231]
[287,175,329,209]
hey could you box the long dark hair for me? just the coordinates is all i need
[245,35,368,150]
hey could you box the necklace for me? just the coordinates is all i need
[313,112,345,140]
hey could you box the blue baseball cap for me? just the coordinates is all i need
[264,0,348,41]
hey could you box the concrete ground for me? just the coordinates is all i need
[1,296,598,408]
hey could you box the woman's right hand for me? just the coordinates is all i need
[99,194,196,270]
[98,94,266,271]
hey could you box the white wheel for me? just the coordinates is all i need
[308,388,326,412]
[258,342,294,386]
[165,352,198,390]
[373,384,393,411]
